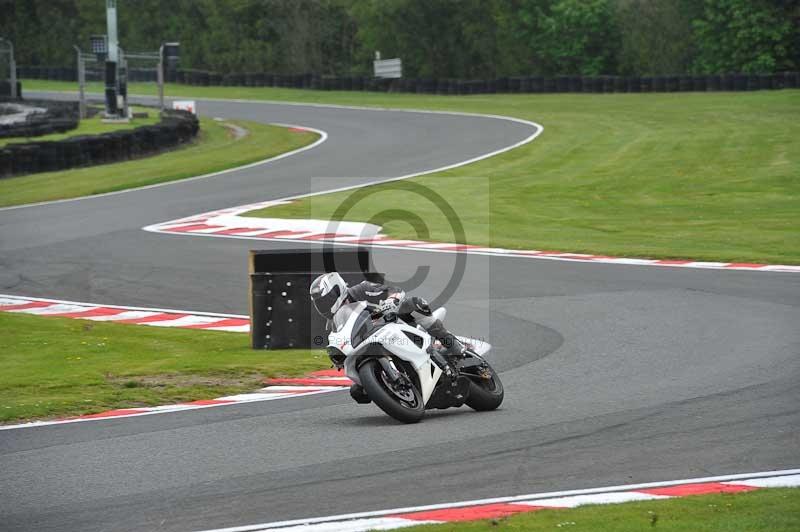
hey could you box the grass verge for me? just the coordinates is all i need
[0,105,159,148]
[0,312,327,423]
[0,111,318,208]
[400,488,800,531]
[23,80,800,263]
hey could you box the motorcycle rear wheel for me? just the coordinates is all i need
[465,364,504,411]
[359,359,425,423]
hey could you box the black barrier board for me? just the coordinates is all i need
[249,249,383,349]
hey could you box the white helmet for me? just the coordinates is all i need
[310,272,348,320]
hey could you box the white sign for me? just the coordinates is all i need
[374,58,402,79]
[172,100,197,114]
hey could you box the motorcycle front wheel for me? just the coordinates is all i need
[359,359,425,423]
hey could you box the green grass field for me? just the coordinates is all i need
[0,108,318,208]
[21,80,800,263]
[0,105,160,148]
[0,312,327,423]
[401,488,800,532]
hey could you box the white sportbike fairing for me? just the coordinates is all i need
[326,301,504,423]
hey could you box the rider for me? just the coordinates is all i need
[309,272,466,358]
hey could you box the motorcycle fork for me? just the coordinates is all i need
[378,357,403,383]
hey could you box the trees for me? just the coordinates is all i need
[349,0,499,78]
[534,0,618,76]
[1,0,797,77]
[615,0,697,76]
[692,0,795,73]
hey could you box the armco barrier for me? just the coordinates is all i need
[18,65,800,95]
[249,249,383,349]
[0,109,198,179]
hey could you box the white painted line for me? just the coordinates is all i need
[516,491,669,508]
[211,324,251,333]
[724,474,800,488]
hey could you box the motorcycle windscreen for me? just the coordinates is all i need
[332,302,367,332]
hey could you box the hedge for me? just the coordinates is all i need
[0,109,199,179]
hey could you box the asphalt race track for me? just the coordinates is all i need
[1,93,798,532]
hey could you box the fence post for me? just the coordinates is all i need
[74,46,86,119]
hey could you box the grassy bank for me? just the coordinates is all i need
[0,312,327,423]
[0,105,160,148]
[402,488,800,532]
[0,110,318,207]
[23,80,800,263]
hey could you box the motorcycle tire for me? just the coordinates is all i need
[465,364,504,411]
[359,359,425,423]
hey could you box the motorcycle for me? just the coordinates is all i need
[325,300,504,423]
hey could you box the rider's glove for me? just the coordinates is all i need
[377,297,399,313]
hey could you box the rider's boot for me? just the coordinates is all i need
[426,319,466,359]
[439,333,466,358]
[349,383,371,404]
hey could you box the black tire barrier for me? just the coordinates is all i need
[666,76,679,92]
[693,76,707,92]
[596,77,609,93]
[0,100,79,140]
[249,249,383,349]
[17,64,800,96]
[0,109,199,179]
[722,74,736,91]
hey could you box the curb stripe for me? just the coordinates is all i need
[47,307,128,319]
[190,470,800,532]
[264,377,353,387]
[0,300,53,311]
[395,503,538,522]
[144,205,800,274]
[0,295,250,332]
[639,482,758,497]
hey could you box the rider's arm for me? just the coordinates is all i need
[346,281,403,304]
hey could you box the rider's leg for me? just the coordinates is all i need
[398,296,465,357]
[422,318,466,357]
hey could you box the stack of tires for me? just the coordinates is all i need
[0,100,79,139]
[0,109,199,179]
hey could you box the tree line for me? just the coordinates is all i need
[2,0,798,78]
